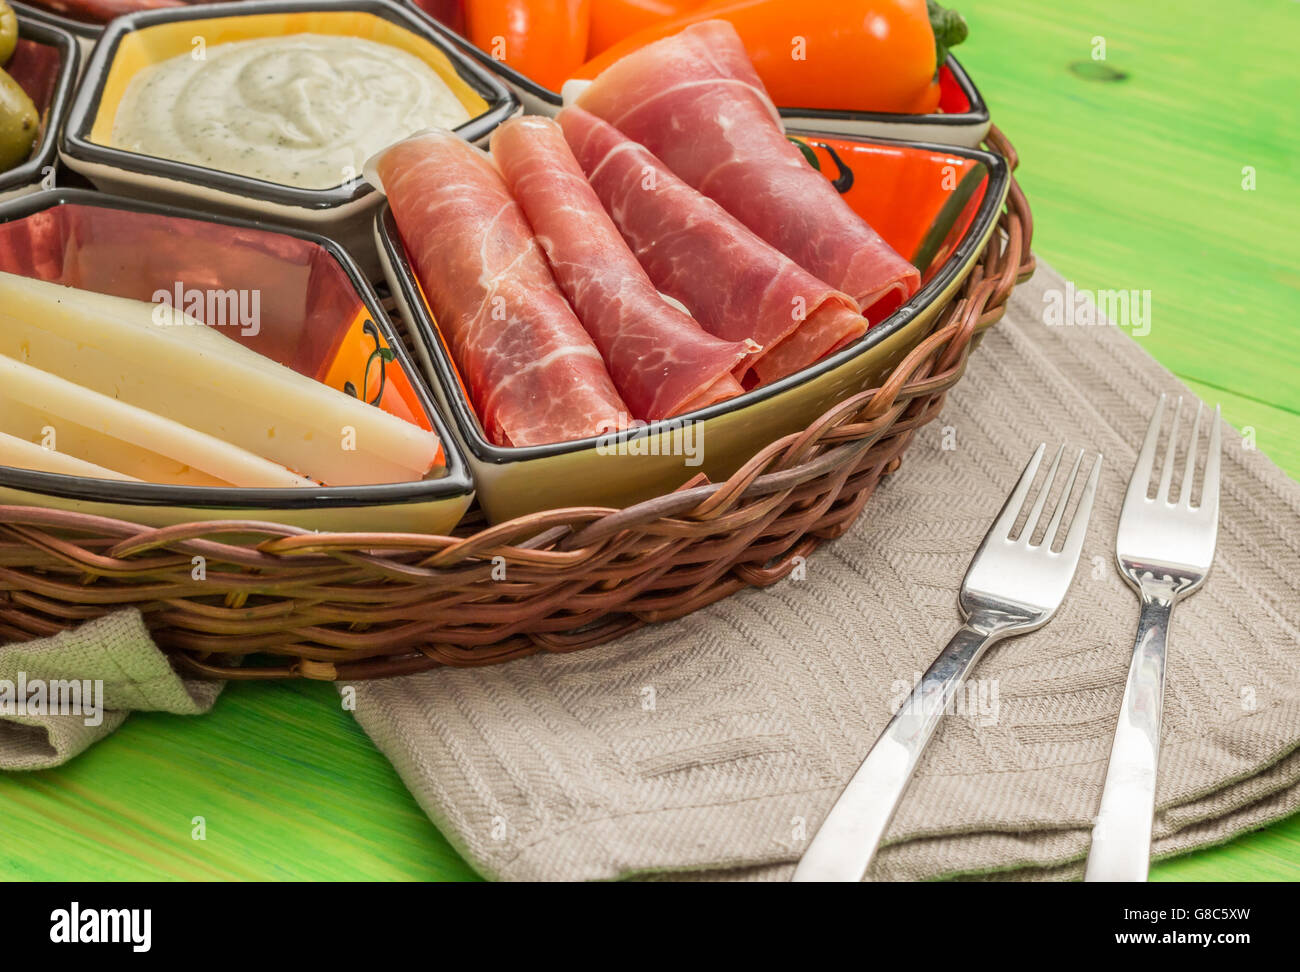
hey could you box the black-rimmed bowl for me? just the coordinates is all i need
[375,130,1008,523]
[0,188,476,532]
[57,0,518,272]
[0,13,78,201]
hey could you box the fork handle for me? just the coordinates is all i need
[792,621,1002,882]
[1085,587,1174,882]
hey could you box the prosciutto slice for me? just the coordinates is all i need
[491,115,750,420]
[370,132,629,448]
[559,106,867,387]
[575,20,920,320]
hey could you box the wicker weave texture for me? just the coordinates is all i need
[0,128,1035,680]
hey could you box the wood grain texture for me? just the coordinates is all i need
[954,0,1300,882]
[0,0,1295,881]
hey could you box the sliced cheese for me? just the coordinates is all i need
[0,430,141,482]
[0,353,315,488]
[0,272,444,486]
[2,396,229,487]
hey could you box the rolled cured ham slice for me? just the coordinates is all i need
[559,106,867,387]
[370,131,630,447]
[575,20,920,320]
[491,115,750,421]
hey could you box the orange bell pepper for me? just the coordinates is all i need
[587,0,706,57]
[576,0,966,114]
[464,0,592,91]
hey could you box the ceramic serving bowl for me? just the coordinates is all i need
[0,12,78,201]
[0,188,476,532]
[58,0,518,274]
[767,59,990,148]
[399,1,989,148]
[377,130,1008,523]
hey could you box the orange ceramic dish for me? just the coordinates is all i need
[0,189,476,532]
[377,130,1007,522]
[57,0,516,273]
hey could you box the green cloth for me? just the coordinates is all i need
[0,611,220,771]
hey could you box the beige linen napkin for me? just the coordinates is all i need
[0,611,220,770]
[348,260,1300,881]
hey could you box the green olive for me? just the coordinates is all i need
[0,66,38,171]
[0,1,17,68]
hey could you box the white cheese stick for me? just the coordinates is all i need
[2,396,230,487]
[0,430,141,482]
[0,353,315,488]
[0,272,444,486]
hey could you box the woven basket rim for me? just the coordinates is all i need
[0,125,1036,680]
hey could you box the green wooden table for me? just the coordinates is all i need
[2,0,1297,881]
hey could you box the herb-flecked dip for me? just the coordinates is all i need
[111,33,472,189]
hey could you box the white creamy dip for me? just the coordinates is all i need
[111,33,472,190]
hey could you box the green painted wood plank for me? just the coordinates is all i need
[956,0,1300,419]
[1,684,480,881]
[0,0,1296,881]
[957,0,1300,881]
[1153,815,1300,882]
[1177,380,1300,478]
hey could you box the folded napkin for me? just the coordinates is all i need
[349,261,1300,881]
[0,612,220,770]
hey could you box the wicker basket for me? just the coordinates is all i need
[0,127,1034,681]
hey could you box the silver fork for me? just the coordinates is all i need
[793,443,1102,882]
[1085,395,1220,882]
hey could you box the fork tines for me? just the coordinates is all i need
[1128,394,1221,514]
[997,443,1103,556]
